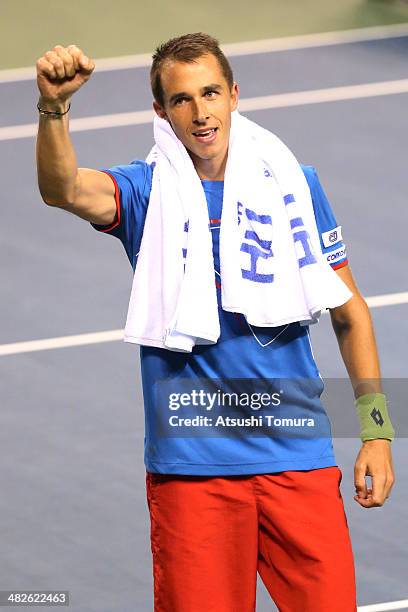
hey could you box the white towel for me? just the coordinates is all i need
[124,110,353,352]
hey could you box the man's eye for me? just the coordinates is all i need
[205,91,217,98]
[175,97,187,105]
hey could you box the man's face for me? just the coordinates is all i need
[153,53,238,174]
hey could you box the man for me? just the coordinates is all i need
[36,33,395,611]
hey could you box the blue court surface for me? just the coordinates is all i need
[1,26,407,612]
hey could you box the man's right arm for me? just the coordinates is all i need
[36,44,117,225]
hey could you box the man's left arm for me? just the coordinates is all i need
[329,264,395,508]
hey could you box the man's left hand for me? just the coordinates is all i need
[353,439,395,508]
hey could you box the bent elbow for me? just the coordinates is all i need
[40,193,57,206]
[38,187,73,208]
[330,294,370,333]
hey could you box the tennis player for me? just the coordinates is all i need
[35,34,395,611]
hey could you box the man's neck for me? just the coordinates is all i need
[190,151,227,181]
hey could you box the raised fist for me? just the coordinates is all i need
[36,45,95,105]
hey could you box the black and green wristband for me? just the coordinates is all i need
[355,392,395,442]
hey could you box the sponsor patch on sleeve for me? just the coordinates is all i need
[325,245,347,265]
[321,225,342,248]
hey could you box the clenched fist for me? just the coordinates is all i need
[36,45,95,107]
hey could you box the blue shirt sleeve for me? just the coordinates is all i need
[301,164,349,270]
[90,160,153,270]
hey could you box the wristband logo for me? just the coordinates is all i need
[371,407,385,427]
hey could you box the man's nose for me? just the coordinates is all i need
[192,99,209,123]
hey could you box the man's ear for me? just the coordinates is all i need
[230,82,239,112]
[153,100,168,120]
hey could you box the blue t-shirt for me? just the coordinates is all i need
[91,161,348,476]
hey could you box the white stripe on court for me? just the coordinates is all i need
[0,330,124,356]
[2,78,408,142]
[358,600,408,611]
[365,291,408,308]
[2,23,408,83]
[0,291,407,357]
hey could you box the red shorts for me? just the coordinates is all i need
[146,466,357,612]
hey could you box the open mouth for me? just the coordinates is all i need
[192,127,218,143]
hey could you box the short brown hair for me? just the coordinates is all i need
[150,32,234,107]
